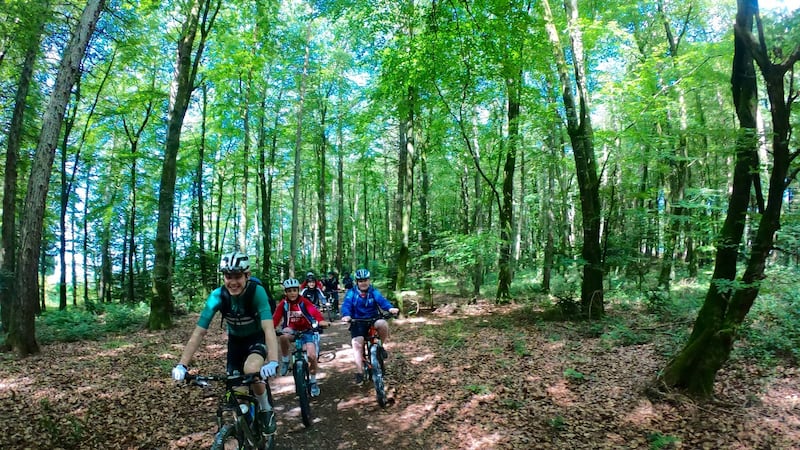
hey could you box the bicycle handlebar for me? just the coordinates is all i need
[346,312,397,324]
[184,373,263,387]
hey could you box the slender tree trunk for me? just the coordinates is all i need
[394,85,415,292]
[290,29,311,277]
[316,92,330,271]
[496,69,521,301]
[1,8,46,336]
[9,0,105,356]
[151,0,219,330]
[335,108,345,273]
[542,0,604,317]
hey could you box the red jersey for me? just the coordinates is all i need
[272,296,325,331]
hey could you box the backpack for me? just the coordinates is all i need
[219,276,273,328]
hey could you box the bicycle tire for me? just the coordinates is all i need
[327,304,336,322]
[211,423,243,450]
[370,344,388,407]
[293,359,313,427]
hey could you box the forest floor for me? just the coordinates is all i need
[0,298,798,450]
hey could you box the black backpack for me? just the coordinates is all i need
[218,276,274,328]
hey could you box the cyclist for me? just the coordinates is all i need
[340,268,399,385]
[272,278,329,397]
[341,271,354,290]
[171,251,280,435]
[300,272,327,309]
[322,270,340,317]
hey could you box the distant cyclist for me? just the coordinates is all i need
[322,271,341,316]
[340,268,399,385]
[272,278,329,397]
[301,272,327,309]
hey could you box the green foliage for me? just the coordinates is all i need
[563,367,585,381]
[600,320,651,347]
[36,303,149,344]
[548,415,566,430]
[465,383,491,395]
[735,289,800,365]
[647,432,680,450]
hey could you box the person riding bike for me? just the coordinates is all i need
[300,273,327,309]
[272,278,329,397]
[340,268,399,385]
[342,271,354,290]
[171,251,280,435]
[322,271,340,317]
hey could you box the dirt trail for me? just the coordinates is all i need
[269,320,401,449]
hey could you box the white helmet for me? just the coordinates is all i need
[283,278,300,289]
[219,252,250,274]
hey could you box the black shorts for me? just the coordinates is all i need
[226,333,267,375]
[349,321,373,339]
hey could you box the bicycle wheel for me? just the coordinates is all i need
[370,344,388,407]
[327,304,336,322]
[293,359,313,427]
[211,423,243,450]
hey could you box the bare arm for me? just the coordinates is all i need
[178,326,208,367]
[261,319,280,363]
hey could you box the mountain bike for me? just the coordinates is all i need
[321,290,340,321]
[282,325,323,427]
[350,313,394,407]
[185,373,275,450]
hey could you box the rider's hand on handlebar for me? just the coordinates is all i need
[388,308,399,316]
[172,364,187,381]
[341,315,351,323]
[260,361,279,378]
[318,320,331,328]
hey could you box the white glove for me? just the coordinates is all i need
[260,361,279,378]
[172,364,187,381]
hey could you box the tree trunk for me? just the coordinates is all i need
[658,0,797,397]
[394,86,415,293]
[289,29,311,277]
[542,0,604,317]
[9,0,105,356]
[151,0,219,330]
[496,69,521,301]
[1,7,46,336]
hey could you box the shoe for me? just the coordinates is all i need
[258,410,276,435]
[310,382,320,397]
[279,360,290,377]
[354,373,364,385]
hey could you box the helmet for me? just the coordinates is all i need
[219,252,250,273]
[355,268,370,280]
[282,278,300,289]
[306,271,316,281]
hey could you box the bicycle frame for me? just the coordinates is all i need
[350,315,391,406]
[186,373,274,450]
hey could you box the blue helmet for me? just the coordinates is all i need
[354,268,370,280]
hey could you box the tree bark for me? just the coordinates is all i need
[542,0,604,317]
[289,28,311,277]
[658,0,798,397]
[1,6,47,336]
[9,0,105,356]
[151,0,219,330]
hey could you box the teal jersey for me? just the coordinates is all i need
[197,282,273,337]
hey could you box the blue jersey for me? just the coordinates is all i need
[341,285,394,319]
